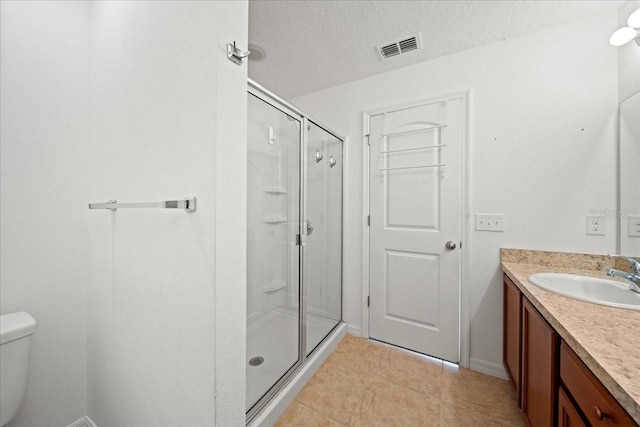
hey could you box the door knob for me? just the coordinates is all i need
[306,221,314,236]
[315,150,323,163]
[445,241,457,250]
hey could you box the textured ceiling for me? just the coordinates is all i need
[248,0,622,99]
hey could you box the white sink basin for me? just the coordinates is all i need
[527,273,640,311]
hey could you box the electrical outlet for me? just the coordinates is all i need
[586,214,605,236]
[629,217,640,238]
[475,214,505,232]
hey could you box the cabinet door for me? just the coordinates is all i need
[503,274,521,405]
[522,297,558,427]
[559,386,587,427]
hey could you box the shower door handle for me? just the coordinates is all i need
[306,221,314,236]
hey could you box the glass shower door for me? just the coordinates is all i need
[246,93,301,412]
[304,122,343,355]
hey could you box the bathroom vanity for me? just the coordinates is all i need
[501,249,640,427]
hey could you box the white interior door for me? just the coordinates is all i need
[368,96,465,363]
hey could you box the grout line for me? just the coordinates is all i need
[295,401,349,426]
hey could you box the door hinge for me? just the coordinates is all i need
[366,134,370,146]
[460,241,462,249]
[295,234,301,246]
[367,296,370,307]
[367,215,370,226]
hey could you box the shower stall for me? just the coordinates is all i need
[246,79,344,421]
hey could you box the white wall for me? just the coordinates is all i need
[618,1,640,102]
[0,2,89,426]
[291,13,619,368]
[2,1,248,425]
[87,2,247,427]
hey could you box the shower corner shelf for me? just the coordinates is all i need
[263,279,287,293]
[263,216,287,224]
[263,187,287,194]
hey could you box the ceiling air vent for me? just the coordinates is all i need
[377,32,422,60]
[380,43,400,58]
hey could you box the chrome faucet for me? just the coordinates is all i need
[606,255,640,294]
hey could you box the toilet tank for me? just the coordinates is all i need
[1,312,36,427]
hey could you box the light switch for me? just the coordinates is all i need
[475,214,505,232]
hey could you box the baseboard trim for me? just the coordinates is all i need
[66,416,98,427]
[346,324,362,337]
[469,357,508,380]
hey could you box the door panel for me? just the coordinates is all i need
[369,96,464,362]
[382,129,442,230]
[386,162,440,230]
[385,250,439,327]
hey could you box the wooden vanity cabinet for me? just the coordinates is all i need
[502,273,638,427]
[503,275,522,404]
[521,297,559,427]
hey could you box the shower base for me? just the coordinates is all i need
[248,316,346,426]
[246,307,340,411]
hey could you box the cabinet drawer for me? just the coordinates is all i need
[560,341,636,426]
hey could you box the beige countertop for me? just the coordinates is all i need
[501,250,640,424]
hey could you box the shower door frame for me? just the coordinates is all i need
[246,78,345,424]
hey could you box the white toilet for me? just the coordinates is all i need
[0,312,36,427]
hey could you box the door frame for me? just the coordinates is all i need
[360,91,471,367]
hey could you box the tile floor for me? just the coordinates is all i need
[276,334,524,426]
